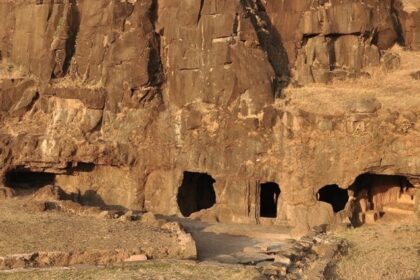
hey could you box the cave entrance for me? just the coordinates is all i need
[317,184,349,213]
[260,182,281,218]
[177,171,216,217]
[350,173,415,216]
[4,169,56,195]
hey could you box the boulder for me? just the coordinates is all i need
[32,185,65,202]
[161,222,197,260]
[312,243,338,259]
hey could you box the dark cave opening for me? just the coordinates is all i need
[350,173,415,212]
[67,162,96,173]
[177,171,216,217]
[4,169,56,195]
[317,184,349,213]
[260,182,281,218]
[347,174,417,226]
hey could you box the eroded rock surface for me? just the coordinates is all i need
[0,0,419,232]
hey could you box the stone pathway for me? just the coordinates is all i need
[169,218,348,279]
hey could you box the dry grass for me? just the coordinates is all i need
[0,198,175,257]
[0,260,263,280]
[333,215,420,280]
[281,47,420,115]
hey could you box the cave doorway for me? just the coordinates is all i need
[177,171,216,217]
[4,169,56,195]
[317,184,349,213]
[350,173,415,213]
[260,182,281,218]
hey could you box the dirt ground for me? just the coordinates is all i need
[0,260,264,280]
[332,214,420,280]
[168,217,292,260]
[1,192,419,279]
[0,194,293,260]
[0,195,273,280]
[0,197,178,258]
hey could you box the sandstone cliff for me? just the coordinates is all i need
[0,0,419,231]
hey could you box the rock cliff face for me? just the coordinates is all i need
[0,0,419,231]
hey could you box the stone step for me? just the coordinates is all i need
[364,211,380,224]
[383,205,415,215]
[397,193,415,205]
[232,252,275,265]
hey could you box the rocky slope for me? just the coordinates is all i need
[0,0,419,232]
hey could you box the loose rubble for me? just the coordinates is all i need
[212,226,348,280]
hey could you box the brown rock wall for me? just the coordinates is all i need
[157,0,275,109]
[396,0,420,50]
[0,0,419,232]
